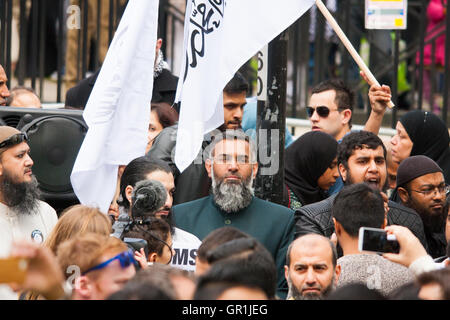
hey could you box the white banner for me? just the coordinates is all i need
[71,0,159,213]
[174,0,315,173]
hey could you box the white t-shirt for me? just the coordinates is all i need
[0,200,58,300]
[170,227,201,272]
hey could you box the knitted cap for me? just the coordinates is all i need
[396,155,443,187]
[0,126,22,152]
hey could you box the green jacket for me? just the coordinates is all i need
[173,195,295,299]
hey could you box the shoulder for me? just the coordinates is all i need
[251,197,294,217]
[173,227,202,244]
[36,201,58,222]
[173,196,212,213]
[296,195,334,217]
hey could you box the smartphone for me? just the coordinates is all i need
[0,257,29,284]
[358,227,400,254]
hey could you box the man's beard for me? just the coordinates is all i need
[287,274,335,300]
[0,172,41,215]
[211,168,254,213]
[159,209,175,235]
[407,198,446,234]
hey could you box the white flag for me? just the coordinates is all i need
[174,0,315,172]
[71,0,159,213]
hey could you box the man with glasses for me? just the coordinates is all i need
[396,155,448,258]
[173,130,294,299]
[57,233,136,300]
[0,126,58,299]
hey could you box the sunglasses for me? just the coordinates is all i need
[83,250,136,275]
[306,106,339,118]
[0,132,28,149]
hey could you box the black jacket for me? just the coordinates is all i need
[295,194,429,250]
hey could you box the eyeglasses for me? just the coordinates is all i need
[410,185,449,197]
[83,250,136,275]
[0,132,28,149]
[306,106,339,118]
[213,154,252,165]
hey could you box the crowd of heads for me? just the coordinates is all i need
[0,64,448,302]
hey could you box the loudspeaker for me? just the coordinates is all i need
[0,107,88,213]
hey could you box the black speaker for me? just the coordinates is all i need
[0,106,88,213]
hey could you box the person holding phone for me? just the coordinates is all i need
[332,183,414,296]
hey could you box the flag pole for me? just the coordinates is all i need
[315,0,395,109]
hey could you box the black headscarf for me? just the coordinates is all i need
[399,110,450,183]
[285,131,338,206]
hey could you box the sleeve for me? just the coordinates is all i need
[294,208,327,238]
[146,126,180,179]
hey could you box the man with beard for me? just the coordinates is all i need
[0,65,10,106]
[295,130,427,250]
[173,130,295,299]
[116,156,201,272]
[332,183,413,296]
[0,126,58,299]
[147,72,248,205]
[284,234,340,300]
[396,155,448,258]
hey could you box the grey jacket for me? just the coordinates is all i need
[295,194,428,250]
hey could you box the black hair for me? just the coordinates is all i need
[197,227,250,262]
[311,79,355,128]
[332,183,386,237]
[107,281,173,300]
[194,241,277,299]
[326,283,386,300]
[416,268,450,300]
[223,72,249,95]
[337,130,387,170]
[119,157,172,210]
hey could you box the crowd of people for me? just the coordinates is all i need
[0,25,449,301]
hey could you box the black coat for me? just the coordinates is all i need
[64,68,179,110]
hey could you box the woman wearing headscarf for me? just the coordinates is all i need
[391,110,450,184]
[284,131,339,210]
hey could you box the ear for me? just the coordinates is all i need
[156,38,163,51]
[397,187,410,204]
[148,253,158,263]
[341,109,352,126]
[334,264,341,285]
[125,185,134,206]
[381,217,388,229]
[338,163,347,183]
[205,159,212,178]
[284,265,290,282]
[74,276,92,300]
[333,218,341,237]
[252,162,259,179]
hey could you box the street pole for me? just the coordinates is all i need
[255,31,288,205]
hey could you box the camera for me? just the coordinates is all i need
[111,179,167,258]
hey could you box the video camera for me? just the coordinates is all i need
[111,179,167,257]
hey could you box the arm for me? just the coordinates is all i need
[8,241,68,300]
[382,225,439,277]
[361,71,391,135]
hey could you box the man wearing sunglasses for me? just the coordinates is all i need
[307,73,391,142]
[0,65,10,106]
[396,155,448,259]
[57,233,136,300]
[0,126,58,299]
[307,73,391,196]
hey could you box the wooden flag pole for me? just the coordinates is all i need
[315,0,395,108]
